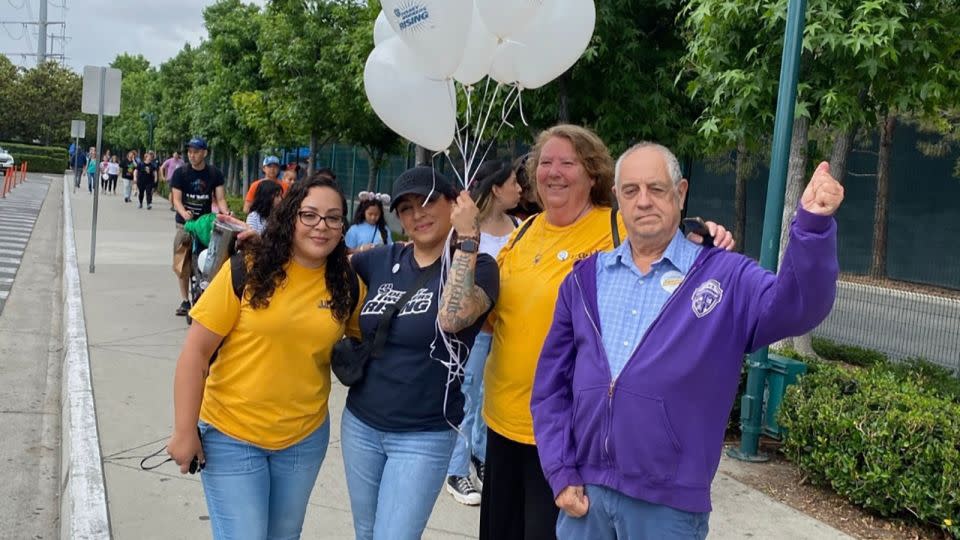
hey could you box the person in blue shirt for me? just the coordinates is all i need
[345,196,393,253]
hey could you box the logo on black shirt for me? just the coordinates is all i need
[361,283,433,316]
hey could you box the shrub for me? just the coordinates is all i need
[812,337,887,367]
[780,364,960,538]
[1,142,68,161]
[17,154,67,174]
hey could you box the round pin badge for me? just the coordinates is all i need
[392,263,400,274]
[661,270,685,293]
[557,250,569,261]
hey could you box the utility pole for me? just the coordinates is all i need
[37,0,48,66]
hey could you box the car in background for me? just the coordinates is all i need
[0,147,13,173]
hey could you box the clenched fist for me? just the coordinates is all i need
[801,162,845,216]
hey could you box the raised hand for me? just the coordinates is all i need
[801,162,845,216]
[450,190,480,237]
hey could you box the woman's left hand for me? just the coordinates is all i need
[699,221,735,251]
[450,190,480,238]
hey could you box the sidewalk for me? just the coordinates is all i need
[66,178,853,539]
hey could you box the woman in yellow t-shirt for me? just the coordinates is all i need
[166,175,360,539]
[480,125,733,539]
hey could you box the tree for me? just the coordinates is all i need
[156,45,199,152]
[104,54,160,152]
[0,55,21,141]
[7,61,81,145]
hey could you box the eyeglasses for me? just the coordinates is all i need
[297,210,345,229]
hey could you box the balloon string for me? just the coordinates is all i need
[465,82,504,189]
[517,87,529,127]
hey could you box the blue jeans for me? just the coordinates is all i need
[556,484,710,540]
[341,407,457,540]
[198,419,330,540]
[87,171,95,192]
[447,331,490,476]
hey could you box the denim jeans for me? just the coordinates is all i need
[87,171,95,192]
[341,407,457,540]
[556,484,710,540]
[198,419,330,540]
[122,178,132,199]
[446,330,490,477]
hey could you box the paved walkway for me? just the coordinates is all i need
[63,175,854,539]
[0,174,52,314]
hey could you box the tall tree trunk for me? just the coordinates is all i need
[557,72,570,123]
[241,145,250,196]
[308,131,318,173]
[829,127,854,184]
[367,148,383,192]
[733,140,749,253]
[415,145,430,166]
[774,116,810,353]
[227,153,237,196]
[870,113,896,279]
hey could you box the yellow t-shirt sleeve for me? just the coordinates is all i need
[189,260,241,337]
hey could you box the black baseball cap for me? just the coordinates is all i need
[186,137,208,150]
[390,166,458,211]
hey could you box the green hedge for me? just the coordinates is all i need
[0,142,67,161]
[18,154,66,174]
[779,361,960,538]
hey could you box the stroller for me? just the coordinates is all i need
[183,215,245,325]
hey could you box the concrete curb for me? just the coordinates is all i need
[59,175,111,539]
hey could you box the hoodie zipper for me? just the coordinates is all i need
[573,251,714,467]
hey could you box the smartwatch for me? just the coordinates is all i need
[457,238,480,254]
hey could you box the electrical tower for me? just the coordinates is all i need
[1,0,68,66]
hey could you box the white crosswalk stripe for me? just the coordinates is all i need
[0,176,51,315]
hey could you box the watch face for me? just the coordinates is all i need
[459,239,479,253]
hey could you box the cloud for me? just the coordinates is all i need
[0,0,265,72]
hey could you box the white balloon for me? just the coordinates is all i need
[381,0,472,79]
[476,0,547,40]
[452,4,499,86]
[373,11,395,46]
[363,38,456,152]
[489,42,521,86]
[510,0,596,89]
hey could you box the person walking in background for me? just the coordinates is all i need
[71,146,87,190]
[121,150,138,203]
[170,137,229,317]
[160,151,185,211]
[444,158,522,507]
[245,180,282,235]
[243,156,288,213]
[106,156,120,195]
[344,195,392,253]
[135,151,160,209]
[167,175,363,539]
[86,148,98,192]
[531,144,842,540]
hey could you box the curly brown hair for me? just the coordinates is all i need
[243,174,355,323]
[526,124,615,208]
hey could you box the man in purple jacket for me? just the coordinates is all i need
[531,142,844,539]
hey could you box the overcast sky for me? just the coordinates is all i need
[0,0,264,72]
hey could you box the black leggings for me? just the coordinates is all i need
[480,428,559,540]
[108,174,118,192]
[137,181,154,205]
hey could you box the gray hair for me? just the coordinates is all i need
[614,142,683,189]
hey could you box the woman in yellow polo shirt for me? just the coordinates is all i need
[166,175,361,539]
[480,125,733,539]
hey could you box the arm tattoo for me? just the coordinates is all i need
[439,249,492,333]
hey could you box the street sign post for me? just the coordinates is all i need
[81,66,122,274]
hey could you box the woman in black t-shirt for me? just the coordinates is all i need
[343,166,499,540]
[135,151,159,209]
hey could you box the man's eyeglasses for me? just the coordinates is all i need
[298,210,345,229]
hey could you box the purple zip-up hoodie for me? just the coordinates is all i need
[531,208,838,513]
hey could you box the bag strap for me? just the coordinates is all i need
[369,261,440,357]
[230,252,246,299]
[508,214,539,250]
[610,206,621,248]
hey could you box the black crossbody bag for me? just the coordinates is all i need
[331,262,440,386]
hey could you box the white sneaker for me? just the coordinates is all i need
[445,475,481,506]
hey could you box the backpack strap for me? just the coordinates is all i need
[230,252,246,299]
[610,206,621,248]
[507,214,539,250]
[349,268,361,314]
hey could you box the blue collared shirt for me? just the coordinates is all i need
[596,231,703,379]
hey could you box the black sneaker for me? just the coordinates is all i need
[138,203,143,209]
[471,455,485,491]
[175,301,190,316]
[445,475,481,506]
[147,204,152,210]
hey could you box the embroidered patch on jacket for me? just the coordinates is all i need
[691,279,723,318]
